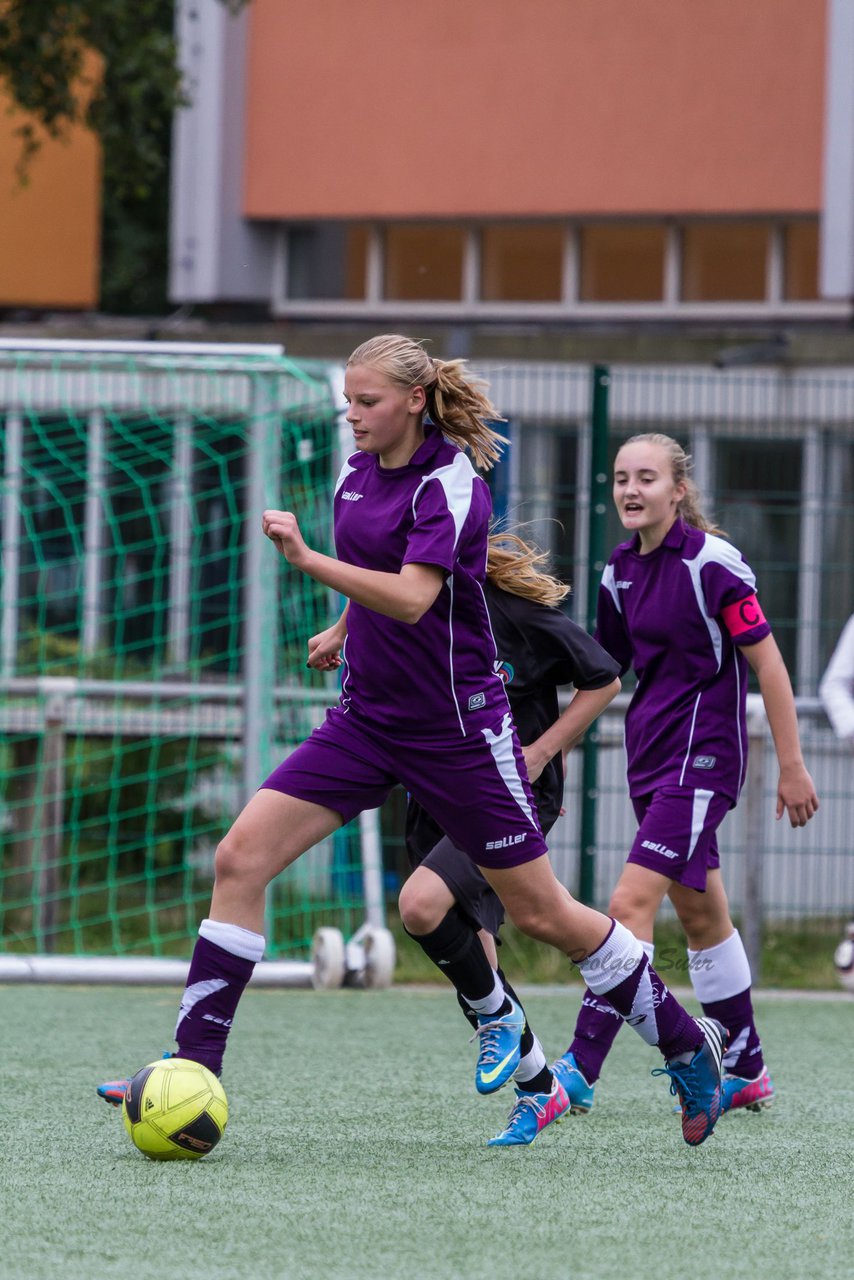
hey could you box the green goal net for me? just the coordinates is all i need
[0,341,373,971]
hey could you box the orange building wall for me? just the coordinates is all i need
[0,90,101,309]
[244,0,826,220]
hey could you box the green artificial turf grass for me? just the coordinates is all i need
[1,985,852,1280]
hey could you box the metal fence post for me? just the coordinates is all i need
[578,365,610,904]
[743,708,768,982]
[243,372,282,806]
[35,682,73,952]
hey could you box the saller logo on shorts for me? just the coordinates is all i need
[485,833,528,850]
[468,692,486,710]
[641,839,679,859]
[693,755,716,770]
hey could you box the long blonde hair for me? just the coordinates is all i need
[620,432,726,536]
[346,334,507,471]
[486,531,570,607]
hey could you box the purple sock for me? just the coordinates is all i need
[174,935,256,1076]
[568,990,622,1083]
[578,921,702,1061]
[702,988,763,1077]
[607,957,701,1060]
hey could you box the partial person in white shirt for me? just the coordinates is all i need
[819,614,854,747]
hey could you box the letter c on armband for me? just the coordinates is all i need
[721,593,766,638]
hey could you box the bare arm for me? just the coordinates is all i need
[263,510,444,624]
[307,605,349,671]
[743,634,819,827]
[523,678,621,783]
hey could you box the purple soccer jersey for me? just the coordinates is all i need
[596,519,771,803]
[333,423,509,739]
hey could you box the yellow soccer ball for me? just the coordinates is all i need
[122,1058,228,1161]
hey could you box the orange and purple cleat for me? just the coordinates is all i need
[97,1078,130,1108]
[653,1017,726,1146]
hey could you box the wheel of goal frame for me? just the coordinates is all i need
[362,926,396,990]
[311,927,346,989]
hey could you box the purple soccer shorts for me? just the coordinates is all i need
[626,786,732,890]
[262,705,547,870]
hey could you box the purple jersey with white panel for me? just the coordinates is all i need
[596,519,771,802]
[333,423,508,739]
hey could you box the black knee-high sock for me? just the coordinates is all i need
[455,967,532,1054]
[406,906,498,1004]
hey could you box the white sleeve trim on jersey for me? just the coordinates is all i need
[819,614,854,739]
[694,532,757,589]
[334,458,358,496]
[681,533,757,673]
[601,562,622,613]
[410,452,475,553]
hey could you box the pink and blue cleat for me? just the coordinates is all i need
[488,1076,570,1146]
[722,1065,775,1113]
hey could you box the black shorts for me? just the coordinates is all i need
[408,815,557,939]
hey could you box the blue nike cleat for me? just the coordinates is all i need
[652,1016,726,1146]
[550,1051,595,1115]
[470,998,526,1094]
[487,1076,570,1146]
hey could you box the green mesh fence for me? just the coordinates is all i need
[0,344,366,959]
[2,349,853,969]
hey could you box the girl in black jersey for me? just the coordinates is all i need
[399,533,621,1145]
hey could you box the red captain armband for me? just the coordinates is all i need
[721,593,767,638]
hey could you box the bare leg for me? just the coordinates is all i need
[171,789,342,1074]
[210,789,342,932]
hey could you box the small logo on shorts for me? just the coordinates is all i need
[693,755,716,770]
[493,660,515,685]
[641,839,679,860]
[468,692,486,710]
[485,833,528,851]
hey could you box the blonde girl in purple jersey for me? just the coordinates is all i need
[99,346,727,1147]
[555,433,819,1121]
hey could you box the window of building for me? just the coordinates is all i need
[784,221,819,301]
[480,224,563,302]
[681,222,769,302]
[383,224,466,301]
[579,224,666,301]
[287,224,368,300]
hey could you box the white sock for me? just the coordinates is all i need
[464,970,506,1018]
[577,920,644,996]
[199,918,265,963]
[688,929,752,1003]
[514,1033,547,1085]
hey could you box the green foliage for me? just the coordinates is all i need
[0,0,248,312]
[388,909,845,990]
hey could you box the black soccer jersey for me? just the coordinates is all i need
[406,582,620,863]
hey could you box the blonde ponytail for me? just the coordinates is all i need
[486,531,570,607]
[346,334,507,471]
